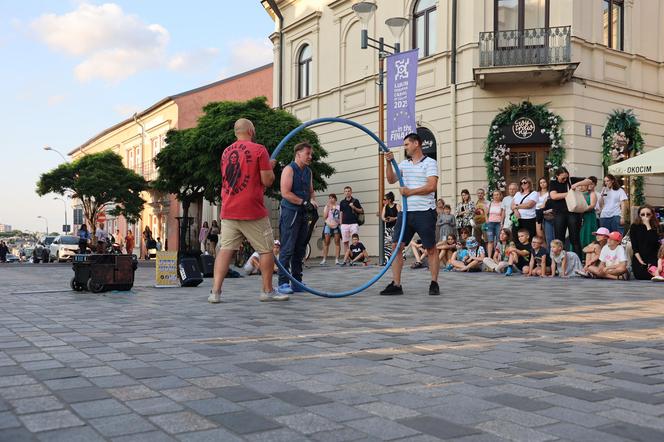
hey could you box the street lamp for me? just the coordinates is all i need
[54,197,68,234]
[43,146,68,163]
[352,1,408,265]
[37,216,49,235]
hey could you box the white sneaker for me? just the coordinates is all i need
[320,259,326,266]
[260,289,290,302]
[208,291,221,303]
[574,269,588,277]
[335,259,341,265]
[652,275,664,282]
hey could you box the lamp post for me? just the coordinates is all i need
[37,216,49,235]
[43,146,68,162]
[352,2,408,265]
[54,197,68,234]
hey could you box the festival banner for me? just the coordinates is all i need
[155,251,178,287]
[386,49,418,148]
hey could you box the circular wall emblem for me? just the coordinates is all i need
[512,117,536,140]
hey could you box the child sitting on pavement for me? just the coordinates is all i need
[584,232,629,280]
[580,227,609,274]
[505,228,531,276]
[343,233,369,266]
[450,236,485,272]
[437,233,457,267]
[652,243,664,281]
[526,235,549,277]
[548,239,582,277]
[243,240,280,275]
[409,238,427,269]
[483,228,514,273]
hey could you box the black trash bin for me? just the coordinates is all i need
[71,254,137,293]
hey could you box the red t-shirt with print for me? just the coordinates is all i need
[220,140,271,220]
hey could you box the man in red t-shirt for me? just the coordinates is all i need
[209,118,289,303]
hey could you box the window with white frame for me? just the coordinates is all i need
[297,44,312,99]
[602,0,624,50]
[413,0,437,58]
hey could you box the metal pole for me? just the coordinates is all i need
[378,38,386,266]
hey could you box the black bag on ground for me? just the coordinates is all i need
[199,254,214,278]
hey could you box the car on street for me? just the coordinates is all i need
[49,235,81,262]
[33,236,56,263]
[4,254,20,263]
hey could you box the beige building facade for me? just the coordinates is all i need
[264,0,664,254]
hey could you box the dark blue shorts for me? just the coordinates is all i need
[391,209,437,249]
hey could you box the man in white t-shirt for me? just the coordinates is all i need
[502,182,518,229]
[586,231,629,280]
[381,133,440,296]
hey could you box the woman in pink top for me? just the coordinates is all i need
[485,189,504,259]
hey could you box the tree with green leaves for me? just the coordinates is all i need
[153,96,334,249]
[36,150,148,238]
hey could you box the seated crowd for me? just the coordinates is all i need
[416,170,664,281]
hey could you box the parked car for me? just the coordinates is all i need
[33,236,56,263]
[49,235,81,262]
[4,254,20,263]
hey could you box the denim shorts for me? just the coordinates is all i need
[391,209,437,249]
[323,225,341,236]
[486,221,501,242]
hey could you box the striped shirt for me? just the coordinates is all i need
[398,156,438,211]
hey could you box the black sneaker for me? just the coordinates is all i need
[428,281,440,296]
[379,281,403,296]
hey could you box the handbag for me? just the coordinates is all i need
[565,184,589,213]
[357,212,365,226]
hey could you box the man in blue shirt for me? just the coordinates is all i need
[381,133,440,296]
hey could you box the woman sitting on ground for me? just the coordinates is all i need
[629,204,661,280]
[437,233,457,267]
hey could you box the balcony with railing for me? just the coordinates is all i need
[133,160,158,182]
[474,26,578,89]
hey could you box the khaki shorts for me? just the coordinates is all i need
[220,217,274,254]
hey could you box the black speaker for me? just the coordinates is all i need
[199,254,214,278]
[178,257,203,287]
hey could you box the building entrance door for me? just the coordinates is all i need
[503,146,549,186]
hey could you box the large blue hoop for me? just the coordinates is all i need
[271,117,407,298]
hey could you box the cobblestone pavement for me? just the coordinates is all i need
[1,262,663,441]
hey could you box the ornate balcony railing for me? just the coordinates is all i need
[133,160,158,182]
[479,26,571,67]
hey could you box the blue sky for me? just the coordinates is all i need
[0,1,275,232]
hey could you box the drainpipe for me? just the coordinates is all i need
[266,0,284,109]
[133,112,146,253]
[450,0,458,201]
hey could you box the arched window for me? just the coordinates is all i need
[413,0,437,58]
[297,44,312,99]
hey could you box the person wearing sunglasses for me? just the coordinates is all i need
[629,204,662,280]
[511,177,538,240]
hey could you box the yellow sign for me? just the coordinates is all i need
[155,251,178,287]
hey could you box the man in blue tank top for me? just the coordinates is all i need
[277,142,318,294]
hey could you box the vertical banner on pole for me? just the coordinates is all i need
[386,49,419,148]
[155,251,178,287]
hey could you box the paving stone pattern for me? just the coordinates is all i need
[0,263,663,440]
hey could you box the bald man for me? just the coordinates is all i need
[209,118,288,303]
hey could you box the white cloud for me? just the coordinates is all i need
[220,38,273,78]
[47,95,66,106]
[29,3,173,83]
[31,3,169,56]
[168,47,220,72]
